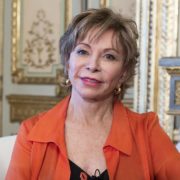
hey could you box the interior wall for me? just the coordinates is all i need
[2,0,57,136]
[110,0,136,18]
[0,0,4,136]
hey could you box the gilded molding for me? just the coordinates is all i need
[13,68,62,84]
[175,81,180,105]
[11,0,64,85]
[100,0,109,7]
[7,94,133,123]
[11,0,20,74]
[65,0,71,30]
[7,95,63,123]
[166,68,180,75]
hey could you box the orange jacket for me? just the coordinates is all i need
[6,96,180,180]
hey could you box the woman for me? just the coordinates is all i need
[6,8,180,180]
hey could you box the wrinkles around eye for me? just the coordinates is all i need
[104,54,116,60]
[76,49,89,56]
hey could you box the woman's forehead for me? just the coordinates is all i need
[77,28,123,50]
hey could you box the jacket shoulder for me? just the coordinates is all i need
[19,112,47,135]
[124,106,159,130]
[20,95,70,135]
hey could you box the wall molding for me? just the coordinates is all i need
[135,0,179,138]
[7,95,63,123]
[7,94,133,123]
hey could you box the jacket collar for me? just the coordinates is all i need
[104,101,132,156]
[28,96,71,156]
[28,96,132,156]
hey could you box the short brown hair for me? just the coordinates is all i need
[59,8,139,98]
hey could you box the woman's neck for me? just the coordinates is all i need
[67,92,114,126]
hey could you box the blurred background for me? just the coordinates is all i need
[0,0,180,145]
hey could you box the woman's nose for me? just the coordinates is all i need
[85,55,100,72]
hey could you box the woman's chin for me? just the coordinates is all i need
[76,91,112,102]
[79,93,100,101]
[71,87,113,102]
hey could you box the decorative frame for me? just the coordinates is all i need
[135,0,179,139]
[169,76,180,111]
[159,58,180,113]
[11,0,66,84]
[159,57,180,141]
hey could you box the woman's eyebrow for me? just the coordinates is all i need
[103,48,120,54]
[76,42,90,48]
[76,43,121,54]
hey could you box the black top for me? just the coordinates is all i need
[69,160,109,180]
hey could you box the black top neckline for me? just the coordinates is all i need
[69,159,109,180]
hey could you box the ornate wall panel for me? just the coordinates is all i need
[156,0,178,139]
[135,0,179,139]
[159,58,180,141]
[7,95,63,123]
[11,0,65,85]
[134,0,157,112]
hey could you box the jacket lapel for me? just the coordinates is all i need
[103,101,133,179]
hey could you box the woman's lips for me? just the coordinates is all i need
[80,77,102,86]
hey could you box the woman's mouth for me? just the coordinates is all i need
[80,77,102,87]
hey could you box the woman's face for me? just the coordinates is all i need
[68,29,125,101]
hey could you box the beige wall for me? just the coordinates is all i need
[110,0,137,18]
[0,0,4,136]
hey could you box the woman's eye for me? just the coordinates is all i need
[105,54,116,60]
[76,49,89,55]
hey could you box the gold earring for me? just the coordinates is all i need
[114,86,121,95]
[65,79,71,87]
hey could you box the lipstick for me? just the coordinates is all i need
[80,77,102,87]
